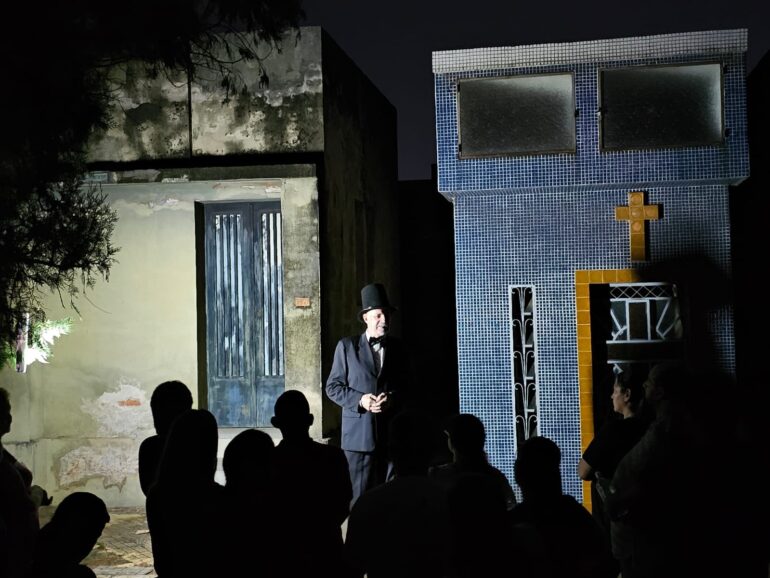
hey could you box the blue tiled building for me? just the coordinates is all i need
[432,30,748,502]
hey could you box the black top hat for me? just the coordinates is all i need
[359,283,397,318]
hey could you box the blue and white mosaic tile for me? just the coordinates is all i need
[434,30,747,501]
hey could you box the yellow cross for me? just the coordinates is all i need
[615,192,660,262]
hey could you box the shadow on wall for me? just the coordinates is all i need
[635,252,731,375]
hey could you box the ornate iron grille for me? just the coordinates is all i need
[607,282,683,365]
[510,286,539,447]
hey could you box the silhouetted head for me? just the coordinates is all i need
[644,362,688,405]
[444,413,486,459]
[223,429,274,490]
[389,410,436,476]
[156,409,218,486]
[271,390,313,437]
[514,436,562,501]
[150,380,193,437]
[0,387,11,437]
[38,492,110,564]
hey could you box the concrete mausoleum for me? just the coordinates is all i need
[2,26,399,507]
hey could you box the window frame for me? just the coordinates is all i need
[456,71,577,159]
[598,61,726,152]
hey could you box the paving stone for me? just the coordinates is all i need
[80,508,156,576]
[93,568,155,576]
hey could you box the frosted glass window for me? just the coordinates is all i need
[600,63,724,151]
[458,73,576,157]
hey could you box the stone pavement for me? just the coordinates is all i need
[39,505,350,578]
[40,506,156,578]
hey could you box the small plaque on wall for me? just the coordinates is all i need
[294,297,311,308]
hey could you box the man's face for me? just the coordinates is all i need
[363,308,390,338]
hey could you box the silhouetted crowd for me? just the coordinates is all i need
[2,362,769,578]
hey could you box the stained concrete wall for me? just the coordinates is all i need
[318,33,400,440]
[192,29,324,156]
[87,28,324,162]
[281,179,323,438]
[87,64,190,161]
[2,177,320,506]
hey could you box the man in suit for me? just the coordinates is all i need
[326,283,410,504]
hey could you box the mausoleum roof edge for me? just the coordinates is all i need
[432,29,747,74]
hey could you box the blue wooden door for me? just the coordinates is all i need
[203,201,284,427]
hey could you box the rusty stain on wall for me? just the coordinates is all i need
[117,398,141,407]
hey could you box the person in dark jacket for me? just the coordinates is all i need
[510,436,615,578]
[146,409,224,578]
[270,390,351,577]
[430,413,517,511]
[325,283,411,504]
[138,380,193,496]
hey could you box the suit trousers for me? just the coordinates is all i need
[345,449,390,506]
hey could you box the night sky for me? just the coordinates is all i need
[301,1,770,181]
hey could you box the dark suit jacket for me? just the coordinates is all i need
[325,334,409,452]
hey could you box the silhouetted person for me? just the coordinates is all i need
[510,436,614,578]
[430,413,517,511]
[608,362,712,578]
[222,428,275,578]
[138,380,193,496]
[578,366,649,572]
[269,390,351,578]
[702,367,770,578]
[443,472,531,578]
[26,491,110,578]
[1,387,40,578]
[345,410,448,578]
[224,429,274,499]
[146,409,224,578]
[633,254,769,576]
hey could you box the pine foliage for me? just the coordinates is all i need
[0,0,303,357]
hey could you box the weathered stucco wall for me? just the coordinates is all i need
[318,33,400,440]
[87,27,324,162]
[1,25,400,504]
[281,179,323,438]
[1,176,320,506]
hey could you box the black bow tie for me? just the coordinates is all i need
[369,336,386,346]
